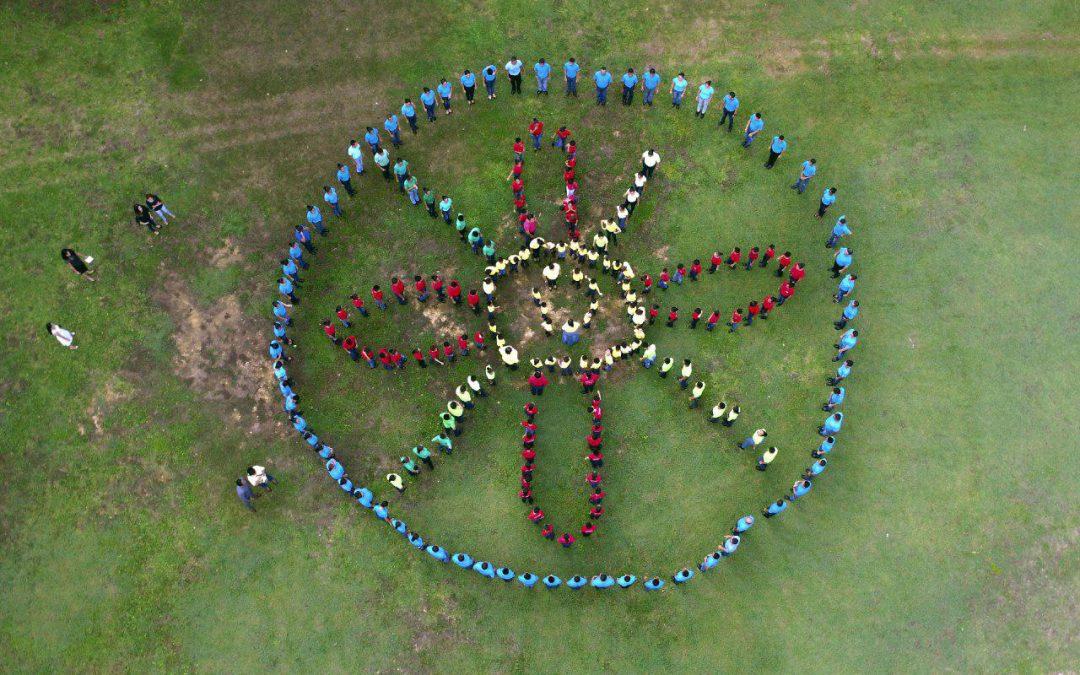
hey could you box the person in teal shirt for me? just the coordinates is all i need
[719,91,739,131]
[590,574,615,589]
[792,158,816,193]
[616,574,637,588]
[644,577,665,590]
[363,126,380,152]
[832,247,853,278]
[431,433,453,454]
[593,67,612,105]
[818,187,838,217]
[829,358,853,386]
[451,552,473,568]
[495,566,515,581]
[482,64,497,99]
[827,216,851,248]
[482,239,496,263]
[835,275,857,303]
[670,72,688,107]
[542,574,562,589]
[834,329,858,360]
[566,575,587,589]
[820,412,844,436]
[763,499,788,518]
[564,58,580,96]
[392,158,409,192]
[467,226,483,253]
[473,561,496,578]
[403,175,419,205]
[401,99,418,133]
[742,112,764,148]
[815,436,836,458]
[439,195,453,224]
[695,80,714,117]
[336,163,354,197]
[518,572,538,588]
[789,479,813,501]
[534,58,551,94]
[765,135,787,168]
[460,70,476,104]
[823,387,846,411]
[306,204,325,235]
[419,87,437,121]
[642,68,660,106]
[620,68,638,105]
[673,567,695,583]
[383,113,401,147]
[323,186,341,217]
[426,545,448,562]
[806,458,828,478]
[835,300,859,329]
[436,79,453,114]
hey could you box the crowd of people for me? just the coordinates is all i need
[253,54,865,590]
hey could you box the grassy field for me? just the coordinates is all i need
[1,0,1077,671]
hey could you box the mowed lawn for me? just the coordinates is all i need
[0,1,1077,672]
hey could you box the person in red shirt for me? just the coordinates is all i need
[447,280,462,304]
[522,421,537,438]
[512,137,525,162]
[524,402,538,421]
[391,350,405,369]
[586,432,602,451]
[528,507,544,523]
[521,447,536,462]
[321,319,340,344]
[510,177,524,196]
[587,451,603,468]
[554,126,572,151]
[789,262,806,284]
[590,488,605,504]
[690,307,703,329]
[558,532,574,548]
[519,487,533,504]
[341,335,359,361]
[580,522,596,536]
[371,285,387,310]
[565,153,577,169]
[513,193,527,213]
[456,334,470,356]
[689,259,703,281]
[507,160,523,180]
[522,432,535,449]
[467,290,480,314]
[442,341,455,362]
[412,347,426,367]
[666,306,679,327]
[589,505,604,520]
[761,244,776,268]
[473,331,485,351]
[414,275,429,302]
[642,273,653,293]
[378,348,392,370]
[745,300,760,325]
[578,371,591,394]
[360,345,376,367]
[709,250,724,273]
[586,471,602,487]
[563,167,575,183]
[564,207,578,230]
[566,139,577,159]
[349,293,368,317]
[777,281,795,305]
[390,277,407,304]
[706,309,721,331]
[528,370,549,395]
[427,344,442,365]
[729,308,743,332]
[726,247,741,268]
[648,304,659,324]
[746,246,760,270]
[775,251,792,277]
[528,118,544,150]
[432,274,445,301]
[658,268,671,289]
[541,523,555,539]
[760,294,776,319]
[335,305,350,327]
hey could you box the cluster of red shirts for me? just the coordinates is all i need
[519,397,607,549]
[510,128,580,241]
[640,247,806,329]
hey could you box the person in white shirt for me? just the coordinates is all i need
[47,323,77,349]
[347,140,364,173]
[245,465,277,492]
[541,262,561,287]
[641,149,660,177]
[505,56,524,94]
[623,187,640,215]
[500,345,520,369]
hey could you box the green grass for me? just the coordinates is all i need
[1,0,1077,671]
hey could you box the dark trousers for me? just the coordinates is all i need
[765,151,780,168]
[720,109,736,131]
[510,74,522,94]
[622,85,634,105]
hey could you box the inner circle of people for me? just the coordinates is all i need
[72,54,860,593]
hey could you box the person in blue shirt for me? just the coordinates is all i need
[288,240,307,269]
[306,204,325,235]
[695,80,714,117]
[763,498,788,518]
[482,64,498,99]
[534,58,551,94]
[323,186,342,217]
[473,561,496,579]
[788,479,813,501]
[820,412,845,436]
[805,458,828,480]
[670,72,689,107]
[733,515,755,534]
[564,58,580,96]
[451,552,473,568]
[827,216,852,248]
[542,574,562,589]
[593,67,612,105]
[406,531,423,548]
[495,566,515,581]
[824,386,846,411]
[644,577,665,590]
[236,479,256,511]
[272,321,290,345]
[401,98,418,133]
[277,277,297,303]
[719,534,740,557]
[294,224,314,253]
[818,187,838,217]
[835,300,859,330]
[698,551,721,572]
[420,87,437,122]
[268,340,283,360]
[590,574,615,589]
[742,112,764,148]
[834,329,858,361]
[673,567,694,584]
[280,257,300,283]
[792,158,817,193]
[620,68,638,105]
[426,544,449,562]
[272,300,292,325]
[383,114,401,148]
[459,70,476,104]
[436,79,453,114]
[326,458,345,481]
[566,575,587,589]
[353,486,373,508]
[814,436,836,459]
[719,91,739,131]
[616,574,637,588]
[363,126,380,153]
[765,134,788,168]
[518,572,538,588]
[641,68,661,106]
[832,247,853,278]
[335,162,355,197]
[373,501,389,520]
[829,359,853,386]
[835,274,857,303]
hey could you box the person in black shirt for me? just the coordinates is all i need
[145,193,176,224]
[134,204,158,234]
[60,248,96,281]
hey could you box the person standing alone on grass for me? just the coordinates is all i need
[47,323,78,349]
[765,134,787,168]
[719,91,739,131]
[61,248,96,281]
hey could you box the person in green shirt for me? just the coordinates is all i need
[413,445,434,469]
[400,456,420,475]
[393,159,409,191]
[439,196,453,224]
[440,411,459,436]
[482,239,496,263]
[431,433,453,454]
[468,227,483,253]
[455,214,468,240]
[422,188,437,217]
[403,175,419,204]
[374,148,391,181]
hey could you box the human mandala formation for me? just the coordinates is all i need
[264,55,862,592]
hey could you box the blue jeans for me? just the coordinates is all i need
[424,103,436,120]
[329,202,342,217]
[720,108,736,130]
[310,220,326,235]
[596,86,607,104]
[441,96,451,110]
[742,132,757,147]
[408,189,419,204]
[532,134,541,149]
[793,177,810,193]
[406,115,417,132]
[390,128,401,145]
[642,358,654,368]
[672,89,685,106]
[826,234,840,248]
[537,76,548,92]
[566,77,577,94]
[643,87,655,105]
[485,79,495,96]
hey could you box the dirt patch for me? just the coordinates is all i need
[762,44,807,78]
[420,302,467,341]
[208,237,244,268]
[151,271,275,431]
